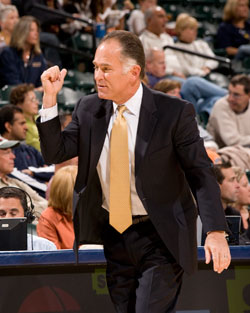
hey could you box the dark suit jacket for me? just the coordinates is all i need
[37,84,228,274]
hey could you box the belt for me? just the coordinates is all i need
[132,215,149,224]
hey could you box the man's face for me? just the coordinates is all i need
[6,112,27,141]
[228,83,250,113]
[0,197,24,218]
[93,39,139,104]
[0,148,15,176]
[220,167,240,204]
[147,7,167,36]
[146,50,166,78]
[237,173,250,205]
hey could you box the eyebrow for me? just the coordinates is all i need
[93,61,112,67]
[0,208,20,213]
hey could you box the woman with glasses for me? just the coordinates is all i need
[0,15,47,89]
[10,83,41,151]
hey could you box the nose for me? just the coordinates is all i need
[235,181,240,190]
[94,68,103,81]
[10,152,15,160]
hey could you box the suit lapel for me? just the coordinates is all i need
[135,85,158,176]
[88,99,113,180]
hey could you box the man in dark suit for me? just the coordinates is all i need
[37,30,231,313]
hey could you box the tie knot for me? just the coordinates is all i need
[117,105,127,115]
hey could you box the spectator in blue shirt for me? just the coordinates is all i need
[0,15,47,89]
[216,0,250,60]
[0,105,53,185]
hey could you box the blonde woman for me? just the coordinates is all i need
[216,0,250,59]
[0,15,47,88]
[174,13,218,77]
[232,166,250,230]
[37,166,77,249]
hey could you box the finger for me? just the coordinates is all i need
[60,68,67,82]
[211,250,219,272]
[42,66,60,82]
[204,246,211,264]
[216,248,231,273]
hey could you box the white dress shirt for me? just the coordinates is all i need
[40,83,147,216]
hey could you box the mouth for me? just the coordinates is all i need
[97,85,107,90]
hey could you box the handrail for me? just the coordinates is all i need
[33,3,96,51]
[40,40,93,61]
[163,44,231,64]
[33,3,93,26]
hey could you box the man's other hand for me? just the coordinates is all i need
[204,231,231,273]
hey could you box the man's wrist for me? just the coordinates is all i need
[207,231,226,237]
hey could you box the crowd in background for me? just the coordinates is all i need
[0,0,250,249]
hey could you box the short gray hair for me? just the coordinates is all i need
[144,6,158,25]
[0,5,18,22]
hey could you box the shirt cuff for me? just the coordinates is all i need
[39,104,58,122]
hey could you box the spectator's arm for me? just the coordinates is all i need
[37,216,60,249]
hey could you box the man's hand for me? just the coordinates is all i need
[41,66,67,108]
[204,231,231,274]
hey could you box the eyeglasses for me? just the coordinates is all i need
[228,91,246,99]
[26,97,38,103]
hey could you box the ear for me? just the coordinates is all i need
[130,64,141,80]
[4,122,12,134]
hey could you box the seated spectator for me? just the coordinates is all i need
[232,166,250,231]
[0,105,53,185]
[0,186,56,250]
[0,15,47,88]
[217,145,250,171]
[214,163,250,243]
[207,74,250,148]
[37,165,77,249]
[140,6,185,80]
[0,4,19,48]
[10,84,41,151]
[216,0,250,60]
[174,13,219,77]
[0,137,47,216]
[127,0,157,36]
[147,48,227,114]
[213,163,240,212]
[153,78,220,153]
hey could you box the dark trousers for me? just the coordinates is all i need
[102,219,184,313]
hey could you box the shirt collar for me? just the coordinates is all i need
[113,83,143,118]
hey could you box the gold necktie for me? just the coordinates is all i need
[109,105,132,233]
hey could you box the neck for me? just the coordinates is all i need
[24,113,34,121]
[115,81,141,105]
[221,199,227,210]
[235,203,243,211]
[0,173,7,181]
[1,29,11,37]
[233,19,245,28]
[2,133,12,140]
[147,28,161,37]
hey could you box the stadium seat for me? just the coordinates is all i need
[65,70,95,94]
[57,87,86,111]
